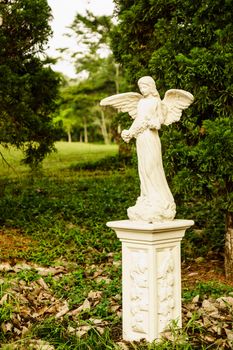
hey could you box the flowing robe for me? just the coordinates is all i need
[127,96,176,223]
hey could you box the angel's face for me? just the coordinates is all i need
[138,83,152,97]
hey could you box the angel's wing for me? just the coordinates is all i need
[161,89,194,126]
[100,92,143,119]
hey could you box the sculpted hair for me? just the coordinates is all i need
[138,76,159,97]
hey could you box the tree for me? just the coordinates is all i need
[111,0,233,277]
[54,107,76,143]
[66,11,129,145]
[0,0,61,167]
[55,76,113,144]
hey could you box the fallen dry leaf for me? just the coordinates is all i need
[75,325,91,337]
[82,298,91,309]
[32,303,56,318]
[113,261,121,268]
[0,262,12,272]
[187,272,198,277]
[116,341,130,350]
[110,303,121,313]
[70,298,91,315]
[225,329,233,342]
[217,296,233,309]
[192,295,200,303]
[35,266,67,276]
[95,276,111,284]
[13,263,32,272]
[96,326,105,335]
[202,299,218,313]
[1,322,13,333]
[37,277,50,291]
[0,293,8,305]
[87,290,102,300]
[89,318,108,326]
[25,339,55,350]
[203,334,216,343]
[13,327,21,335]
[92,269,104,279]
[55,301,69,319]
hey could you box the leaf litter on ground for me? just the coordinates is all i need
[1,256,233,348]
[0,256,118,343]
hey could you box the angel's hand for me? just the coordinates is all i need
[148,119,161,130]
[121,129,132,143]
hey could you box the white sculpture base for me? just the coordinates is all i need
[107,219,194,342]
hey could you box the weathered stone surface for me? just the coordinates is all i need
[107,219,193,342]
[101,76,193,223]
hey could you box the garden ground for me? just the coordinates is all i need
[0,143,233,349]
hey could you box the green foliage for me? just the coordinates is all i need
[70,153,134,171]
[0,144,232,349]
[34,319,121,350]
[111,0,233,250]
[56,77,113,143]
[71,11,113,74]
[183,281,233,301]
[55,11,130,145]
[16,269,40,284]
[0,0,61,166]
[0,143,137,266]
[0,282,12,329]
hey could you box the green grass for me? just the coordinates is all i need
[0,142,232,349]
[0,142,118,178]
[0,142,134,348]
[183,281,233,301]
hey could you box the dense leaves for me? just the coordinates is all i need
[0,0,61,166]
[111,0,233,264]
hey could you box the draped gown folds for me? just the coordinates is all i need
[100,76,194,223]
[127,96,176,223]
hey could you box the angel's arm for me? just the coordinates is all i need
[120,110,151,142]
[120,118,145,143]
[126,97,162,137]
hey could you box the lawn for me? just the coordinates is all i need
[0,142,233,349]
[0,142,119,178]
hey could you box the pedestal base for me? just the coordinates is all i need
[107,219,194,342]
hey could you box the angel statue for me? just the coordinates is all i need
[100,76,194,223]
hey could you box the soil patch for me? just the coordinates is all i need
[0,229,35,261]
[182,257,233,288]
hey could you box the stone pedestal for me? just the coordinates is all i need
[107,219,194,342]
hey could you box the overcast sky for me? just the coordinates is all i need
[46,0,115,78]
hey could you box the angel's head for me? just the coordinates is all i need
[138,76,159,97]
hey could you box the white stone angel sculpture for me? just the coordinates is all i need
[100,76,194,223]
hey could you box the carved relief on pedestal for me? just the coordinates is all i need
[129,249,149,334]
[157,248,175,333]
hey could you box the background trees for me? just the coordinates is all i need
[111,0,233,277]
[0,0,61,166]
[55,11,129,145]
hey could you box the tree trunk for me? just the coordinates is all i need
[115,63,120,94]
[100,110,110,144]
[67,130,72,143]
[83,118,88,143]
[224,212,233,280]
